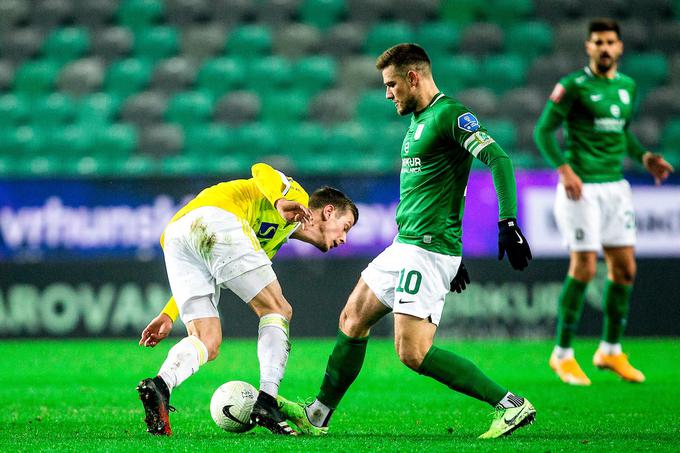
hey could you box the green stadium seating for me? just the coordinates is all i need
[661,119,680,152]
[246,56,293,93]
[505,21,553,60]
[233,123,278,155]
[117,153,157,175]
[415,21,460,59]
[623,53,668,90]
[24,155,64,176]
[364,22,415,56]
[431,55,480,89]
[117,0,164,29]
[183,124,230,156]
[284,122,327,155]
[93,123,138,157]
[482,54,527,94]
[440,0,482,25]
[160,154,206,175]
[77,93,121,126]
[196,57,247,96]
[42,27,90,64]
[356,89,399,123]
[48,124,95,157]
[326,122,370,154]
[165,91,214,126]
[294,56,337,93]
[484,0,534,25]
[31,93,76,127]
[134,27,180,61]
[212,153,253,175]
[0,94,30,126]
[226,25,272,58]
[483,119,517,149]
[14,60,60,94]
[299,0,346,29]
[509,150,542,169]
[260,91,308,124]
[104,58,152,98]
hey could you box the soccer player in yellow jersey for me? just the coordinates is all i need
[136,163,358,436]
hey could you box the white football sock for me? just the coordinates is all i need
[306,399,332,427]
[158,335,208,393]
[599,341,622,355]
[257,313,290,398]
[553,345,574,360]
[498,392,525,409]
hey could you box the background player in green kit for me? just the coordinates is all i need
[278,44,535,439]
[534,19,674,386]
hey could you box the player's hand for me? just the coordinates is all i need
[450,262,470,293]
[498,218,532,270]
[139,313,173,347]
[643,152,674,185]
[275,198,313,229]
[558,164,583,200]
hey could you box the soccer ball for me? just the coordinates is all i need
[210,380,257,433]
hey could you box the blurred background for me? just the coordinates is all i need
[0,0,678,340]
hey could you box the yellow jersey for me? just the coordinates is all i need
[160,163,308,321]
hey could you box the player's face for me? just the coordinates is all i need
[586,31,623,73]
[316,209,355,253]
[382,65,418,116]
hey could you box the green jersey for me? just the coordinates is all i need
[535,66,647,183]
[396,93,518,256]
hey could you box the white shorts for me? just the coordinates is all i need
[554,180,636,252]
[163,207,277,322]
[361,241,461,326]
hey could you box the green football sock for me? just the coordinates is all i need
[556,276,588,348]
[602,280,632,344]
[316,330,368,410]
[417,346,507,406]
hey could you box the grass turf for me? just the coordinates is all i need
[1,338,679,452]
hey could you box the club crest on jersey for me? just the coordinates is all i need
[618,89,630,104]
[457,112,479,132]
[257,222,278,239]
[414,124,425,140]
[550,83,565,103]
[610,105,621,118]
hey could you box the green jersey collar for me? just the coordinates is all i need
[415,92,445,117]
[584,65,620,80]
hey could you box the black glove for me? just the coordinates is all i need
[498,218,532,270]
[450,262,470,293]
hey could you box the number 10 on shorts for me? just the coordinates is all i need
[396,269,422,295]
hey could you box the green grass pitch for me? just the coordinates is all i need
[1,338,679,452]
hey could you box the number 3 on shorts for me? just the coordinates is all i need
[396,269,422,295]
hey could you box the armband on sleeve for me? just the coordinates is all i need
[161,297,179,322]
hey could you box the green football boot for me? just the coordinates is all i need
[478,398,536,439]
[276,395,328,436]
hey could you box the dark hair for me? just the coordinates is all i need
[309,186,359,225]
[375,43,431,74]
[588,18,620,39]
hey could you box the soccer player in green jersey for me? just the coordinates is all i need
[278,44,535,439]
[534,19,674,386]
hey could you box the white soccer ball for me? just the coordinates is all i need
[210,380,257,433]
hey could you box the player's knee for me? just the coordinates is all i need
[572,261,596,282]
[396,347,425,371]
[196,335,221,362]
[613,263,636,284]
[339,309,370,337]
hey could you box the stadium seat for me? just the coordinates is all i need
[117,153,157,176]
[120,90,168,126]
[505,21,554,60]
[415,21,460,60]
[233,123,278,155]
[150,57,197,94]
[1,27,44,63]
[275,23,323,59]
[391,0,439,24]
[183,124,230,156]
[134,26,180,61]
[0,93,29,127]
[213,91,261,125]
[181,25,225,62]
[497,87,546,119]
[484,119,518,150]
[246,56,293,93]
[627,0,673,20]
[482,54,527,94]
[346,0,390,24]
[364,22,415,56]
[338,56,382,90]
[431,55,479,90]
[196,57,247,97]
[622,53,668,91]
[299,0,347,29]
[212,153,254,175]
[161,154,206,175]
[49,124,95,157]
[31,93,76,127]
[93,123,138,157]
[30,0,73,29]
[484,0,533,25]
[139,123,184,157]
[226,25,272,58]
[0,0,29,30]
[260,91,309,124]
[165,91,214,126]
[356,89,399,123]
[440,0,482,25]
[308,89,355,124]
[630,116,661,149]
[117,0,164,29]
[165,0,211,26]
[618,19,650,52]
[650,22,680,54]
[283,122,328,155]
[69,155,120,176]
[294,56,337,93]
[23,155,64,176]
[456,88,498,117]
[321,22,365,57]
[91,27,134,63]
[76,93,121,126]
[256,0,299,26]
[460,22,504,55]
[326,122,370,154]
[0,59,12,90]
[661,119,680,152]
[642,86,680,122]
[554,21,589,57]
[0,125,42,156]
[42,27,90,64]
[13,59,60,94]
[73,0,118,27]
[57,58,106,97]
[211,0,255,26]
[104,58,153,98]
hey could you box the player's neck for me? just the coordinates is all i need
[415,81,440,112]
[588,61,618,79]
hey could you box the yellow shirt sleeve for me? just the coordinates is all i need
[161,297,179,322]
[251,162,290,207]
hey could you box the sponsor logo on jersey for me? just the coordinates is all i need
[457,112,479,132]
[401,157,422,173]
[549,83,566,103]
[590,93,603,102]
[594,117,626,132]
[619,89,630,104]
[256,222,279,239]
[414,123,425,140]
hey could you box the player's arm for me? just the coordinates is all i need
[534,80,583,200]
[251,163,312,226]
[139,297,177,347]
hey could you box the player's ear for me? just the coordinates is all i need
[407,70,418,87]
[322,204,335,220]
